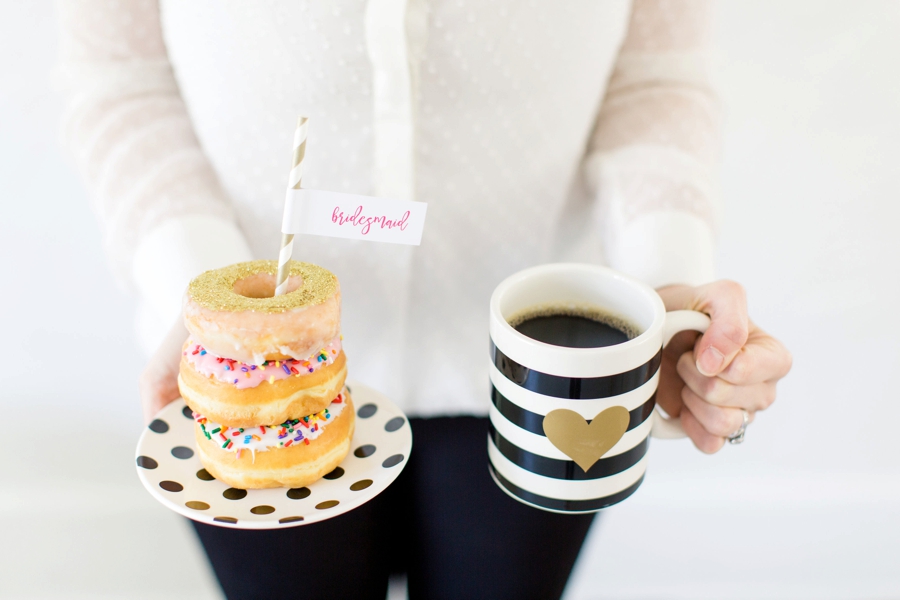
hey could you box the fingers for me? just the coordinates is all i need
[139,368,181,424]
[681,386,753,437]
[655,280,793,454]
[138,318,189,424]
[657,281,750,376]
[690,280,750,376]
[718,328,793,385]
[676,352,777,412]
[680,407,725,454]
[656,328,700,419]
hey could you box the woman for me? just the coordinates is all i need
[58,1,792,598]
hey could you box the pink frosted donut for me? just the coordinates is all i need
[183,260,341,365]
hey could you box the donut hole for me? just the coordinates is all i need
[233,273,302,298]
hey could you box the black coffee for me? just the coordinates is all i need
[510,307,638,349]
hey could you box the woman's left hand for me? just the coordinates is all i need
[655,281,793,453]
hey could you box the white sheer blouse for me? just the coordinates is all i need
[58,0,720,416]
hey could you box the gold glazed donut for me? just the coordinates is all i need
[183,260,341,365]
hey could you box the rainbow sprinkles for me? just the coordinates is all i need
[193,392,347,462]
[183,336,341,390]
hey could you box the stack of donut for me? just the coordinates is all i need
[178,260,355,489]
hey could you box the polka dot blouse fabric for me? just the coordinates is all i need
[58,0,719,417]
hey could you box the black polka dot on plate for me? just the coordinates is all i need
[323,467,344,480]
[384,417,405,432]
[315,500,339,510]
[382,454,404,468]
[186,501,209,510]
[223,488,247,500]
[182,405,193,420]
[350,479,373,491]
[196,469,215,481]
[287,487,311,500]
[214,516,238,524]
[148,419,169,434]
[251,505,275,515]
[357,403,377,418]
[354,444,376,458]
[345,385,352,394]
[136,456,158,470]
[159,480,183,492]
[171,446,194,459]
[279,516,304,524]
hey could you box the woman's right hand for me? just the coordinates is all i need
[138,318,188,424]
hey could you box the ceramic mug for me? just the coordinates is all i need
[488,263,710,513]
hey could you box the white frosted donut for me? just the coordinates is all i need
[183,260,341,365]
[192,392,355,490]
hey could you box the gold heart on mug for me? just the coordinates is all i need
[542,407,630,472]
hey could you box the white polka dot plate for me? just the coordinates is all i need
[135,381,411,530]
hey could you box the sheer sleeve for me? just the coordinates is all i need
[585,0,720,287]
[57,0,252,330]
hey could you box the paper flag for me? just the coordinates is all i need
[281,189,427,246]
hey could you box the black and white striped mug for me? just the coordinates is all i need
[488,263,711,513]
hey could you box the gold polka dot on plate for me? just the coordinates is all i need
[223,488,248,500]
[279,516,304,524]
[214,516,238,524]
[159,480,183,492]
[287,487,311,500]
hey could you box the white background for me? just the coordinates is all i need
[1,1,898,599]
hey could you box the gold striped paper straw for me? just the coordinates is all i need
[274,116,309,296]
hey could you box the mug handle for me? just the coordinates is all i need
[650,310,712,440]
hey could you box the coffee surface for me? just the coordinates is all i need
[511,307,638,349]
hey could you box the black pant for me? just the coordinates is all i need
[192,416,596,600]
